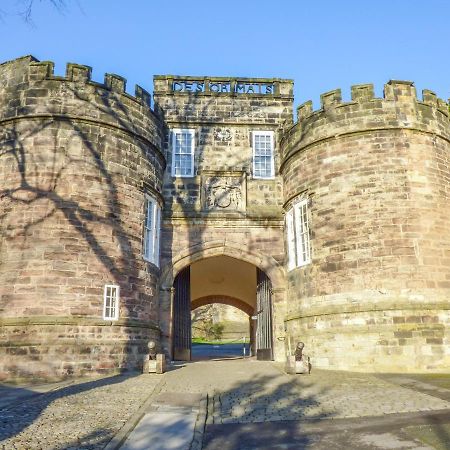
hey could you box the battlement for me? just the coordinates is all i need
[282,80,450,168]
[25,59,152,107]
[296,80,448,122]
[153,74,294,98]
[0,56,162,150]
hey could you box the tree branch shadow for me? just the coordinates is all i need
[203,371,331,449]
[0,59,164,380]
[0,372,144,446]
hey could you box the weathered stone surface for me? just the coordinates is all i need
[281,85,450,372]
[1,56,449,377]
[143,353,166,374]
[154,75,292,361]
[0,56,164,380]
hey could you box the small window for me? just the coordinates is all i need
[252,131,274,179]
[171,129,195,177]
[143,195,161,266]
[286,198,311,270]
[103,285,119,320]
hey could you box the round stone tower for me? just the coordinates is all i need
[281,81,450,372]
[0,56,165,379]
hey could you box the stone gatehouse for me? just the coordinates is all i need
[0,56,448,380]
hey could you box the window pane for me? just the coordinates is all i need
[294,201,311,266]
[143,199,154,260]
[253,132,273,178]
[142,196,160,267]
[104,285,119,320]
[172,130,194,176]
[286,209,296,270]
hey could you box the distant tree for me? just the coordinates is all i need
[209,323,224,341]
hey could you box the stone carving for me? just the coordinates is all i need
[234,129,244,140]
[50,83,71,98]
[231,109,265,119]
[213,128,232,142]
[203,175,244,211]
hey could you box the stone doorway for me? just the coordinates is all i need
[171,255,273,361]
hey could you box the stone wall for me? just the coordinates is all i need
[2,56,448,377]
[153,76,293,360]
[281,81,450,372]
[0,56,165,380]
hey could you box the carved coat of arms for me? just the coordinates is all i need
[203,175,245,212]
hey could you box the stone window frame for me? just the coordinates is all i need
[103,284,120,320]
[252,130,275,179]
[285,198,311,270]
[143,195,161,267]
[170,128,196,177]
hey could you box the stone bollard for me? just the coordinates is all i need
[285,355,310,374]
[142,340,166,374]
[143,353,166,374]
[285,341,311,374]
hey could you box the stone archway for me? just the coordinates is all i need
[191,295,253,356]
[160,240,285,290]
[191,295,254,316]
[159,241,286,361]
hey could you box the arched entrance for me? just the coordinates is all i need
[171,255,274,361]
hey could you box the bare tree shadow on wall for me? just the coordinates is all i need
[0,65,163,379]
[155,83,267,359]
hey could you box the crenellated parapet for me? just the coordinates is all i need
[281,80,450,373]
[0,55,163,153]
[0,56,166,380]
[281,80,450,169]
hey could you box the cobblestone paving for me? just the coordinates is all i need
[210,361,450,424]
[0,373,161,449]
[151,360,450,425]
[1,360,449,449]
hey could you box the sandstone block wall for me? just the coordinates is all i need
[153,76,293,359]
[0,56,165,380]
[2,56,448,377]
[281,81,450,372]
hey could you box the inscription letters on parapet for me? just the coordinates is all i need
[172,80,274,95]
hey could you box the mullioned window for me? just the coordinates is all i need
[143,195,161,266]
[171,129,195,177]
[252,130,274,179]
[285,198,311,270]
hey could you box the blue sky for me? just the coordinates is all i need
[1,0,449,110]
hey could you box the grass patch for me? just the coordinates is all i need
[192,338,247,345]
[402,423,450,450]
[410,374,450,390]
